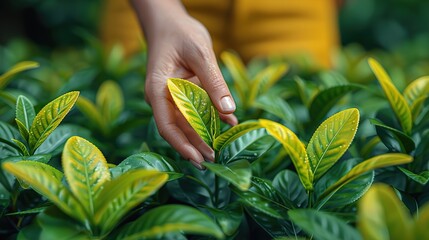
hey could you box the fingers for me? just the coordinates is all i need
[219,113,238,126]
[185,44,236,115]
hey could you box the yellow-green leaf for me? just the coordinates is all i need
[28,91,80,153]
[96,80,124,125]
[12,138,29,156]
[2,161,86,222]
[220,51,248,102]
[260,119,313,191]
[319,153,412,200]
[249,63,288,105]
[368,58,412,135]
[94,170,168,234]
[76,96,107,133]
[16,95,35,130]
[0,61,39,89]
[410,95,428,122]
[213,121,262,151]
[358,184,413,240]
[414,202,429,239]
[307,108,359,182]
[403,76,429,105]
[15,118,29,142]
[62,136,110,217]
[167,78,218,146]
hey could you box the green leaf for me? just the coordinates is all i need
[370,118,415,153]
[6,206,49,216]
[12,139,29,156]
[368,58,412,135]
[94,170,168,234]
[167,78,218,146]
[115,204,224,240]
[28,91,80,153]
[0,122,21,158]
[16,95,35,130]
[62,136,111,216]
[15,118,29,142]
[112,152,183,180]
[220,51,248,103]
[307,108,359,181]
[218,128,276,164]
[0,61,39,89]
[319,153,413,201]
[254,95,296,125]
[358,184,413,240]
[96,80,124,125]
[309,85,361,123]
[273,170,307,208]
[289,209,362,240]
[259,119,313,190]
[213,121,262,151]
[203,203,243,236]
[415,202,429,239]
[203,160,252,191]
[76,96,106,132]
[2,161,86,222]
[248,63,288,105]
[398,167,429,185]
[403,76,429,106]
[210,106,220,140]
[410,95,428,122]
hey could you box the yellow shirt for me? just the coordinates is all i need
[100,0,339,68]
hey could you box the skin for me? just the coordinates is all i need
[131,0,238,169]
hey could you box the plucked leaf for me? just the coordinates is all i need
[115,204,224,240]
[0,61,39,89]
[62,136,110,216]
[403,76,429,105]
[112,152,183,180]
[260,119,313,190]
[307,108,359,181]
[273,170,307,208]
[289,209,362,240]
[213,121,262,151]
[218,128,276,164]
[358,184,413,240]
[319,153,412,201]
[16,95,35,130]
[203,160,252,191]
[309,85,361,123]
[167,78,218,146]
[76,96,106,132]
[94,170,168,234]
[96,80,124,124]
[398,167,429,185]
[2,161,86,222]
[28,91,80,152]
[220,51,248,102]
[368,58,412,135]
[248,63,288,105]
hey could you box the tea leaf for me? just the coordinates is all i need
[76,96,106,132]
[213,121,262,151]
[16,95,35,130]
[15,118,29,142]
[358,184,413,240]
[62,136,110,216]
[307,108,359,181]
[403,76,429,105]
[309,85,361,123]
[2,161,86,222]
[249,64,288,105]
[28,91,80,153]
[398,167,429,185]
[0,61,39,89]
[370,118,415,153]
[202,203,243,236]
[221,51,248,102]
[94,170,168,234]
[273,170,307,208]
[115,204,224,240]
[410,95,428,122]
[289,209,362,240]
[203,160,252,191]
[167,78,217,146]
[96,80,124,125]
[0,122,21,158]
[319,153,412,200]
[368,58,412,135]
[11,139,29,156]
[260,119,313,190]
[254,95,296,125]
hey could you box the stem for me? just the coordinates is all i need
[307,190,313,208]
[214,174,219,206]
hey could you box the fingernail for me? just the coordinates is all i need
[189,159,204,170]
[220,96,235,112]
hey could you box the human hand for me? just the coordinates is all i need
[132,0,237,169]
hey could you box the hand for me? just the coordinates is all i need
[132,0,237,169]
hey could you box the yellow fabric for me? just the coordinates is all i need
[100,0,339,68]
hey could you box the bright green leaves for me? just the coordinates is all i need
[307,108,359,181]
[62,136,111,216]
[368,58,412,135]
[16,95,35,130]
[167,78,219,146]
[260,119,313,190]
[0,61,39,89]
[203,160,252,191]
[28,91,80,153]
[116,204,224,240]
[213,120,262,151]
